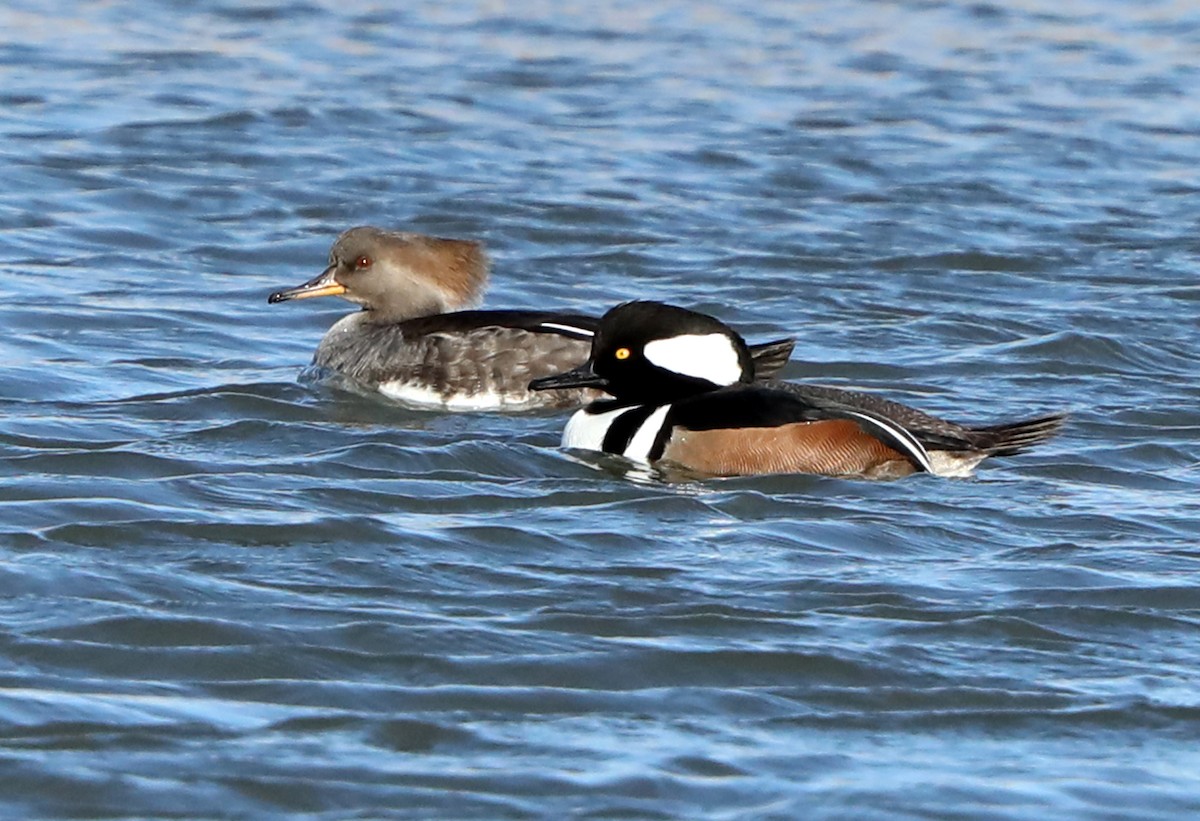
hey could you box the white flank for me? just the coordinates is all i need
[927,451,988,478]
[536,322,595,338]
[622,405,671,462]
[562,405,628,450]
[378,380,524,411]
[643,333,742,386]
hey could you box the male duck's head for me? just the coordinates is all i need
[530,301,754,403]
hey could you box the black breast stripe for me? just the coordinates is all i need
[602,405,664,454]
[648,418,672,462]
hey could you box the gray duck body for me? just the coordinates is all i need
[270,227,795,411]
[314,310,599,410]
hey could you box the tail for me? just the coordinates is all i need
[747,338,795,380]
[965,414,1066,456]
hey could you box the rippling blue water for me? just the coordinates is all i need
[3,1,1200,817]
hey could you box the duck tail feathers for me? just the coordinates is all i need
[967,413,1066,456]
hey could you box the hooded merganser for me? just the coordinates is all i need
[268,227,795,410]
[530,301,1065,479]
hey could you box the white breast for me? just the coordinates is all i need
[562,406,627,451]
[562,404,673,464]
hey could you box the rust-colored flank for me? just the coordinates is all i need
[663,419,916,478]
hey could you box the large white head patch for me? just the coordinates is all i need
[642,332,743,386]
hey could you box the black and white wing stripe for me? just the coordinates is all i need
[840,409,935,473]
[535,321,595,339]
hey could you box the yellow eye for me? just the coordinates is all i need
[614,347,631,360]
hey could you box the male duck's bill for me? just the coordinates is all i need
[526,363,610,392]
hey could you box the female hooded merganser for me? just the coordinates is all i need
[268,227,794,410]
[530,301,1065,479]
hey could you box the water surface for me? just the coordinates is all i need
[2,1,1200,818]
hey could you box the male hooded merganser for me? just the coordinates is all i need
[268,227,794,410]
[530,301,1065,479]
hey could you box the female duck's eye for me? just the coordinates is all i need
[356,255,372,269]
[614,347,631,360]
